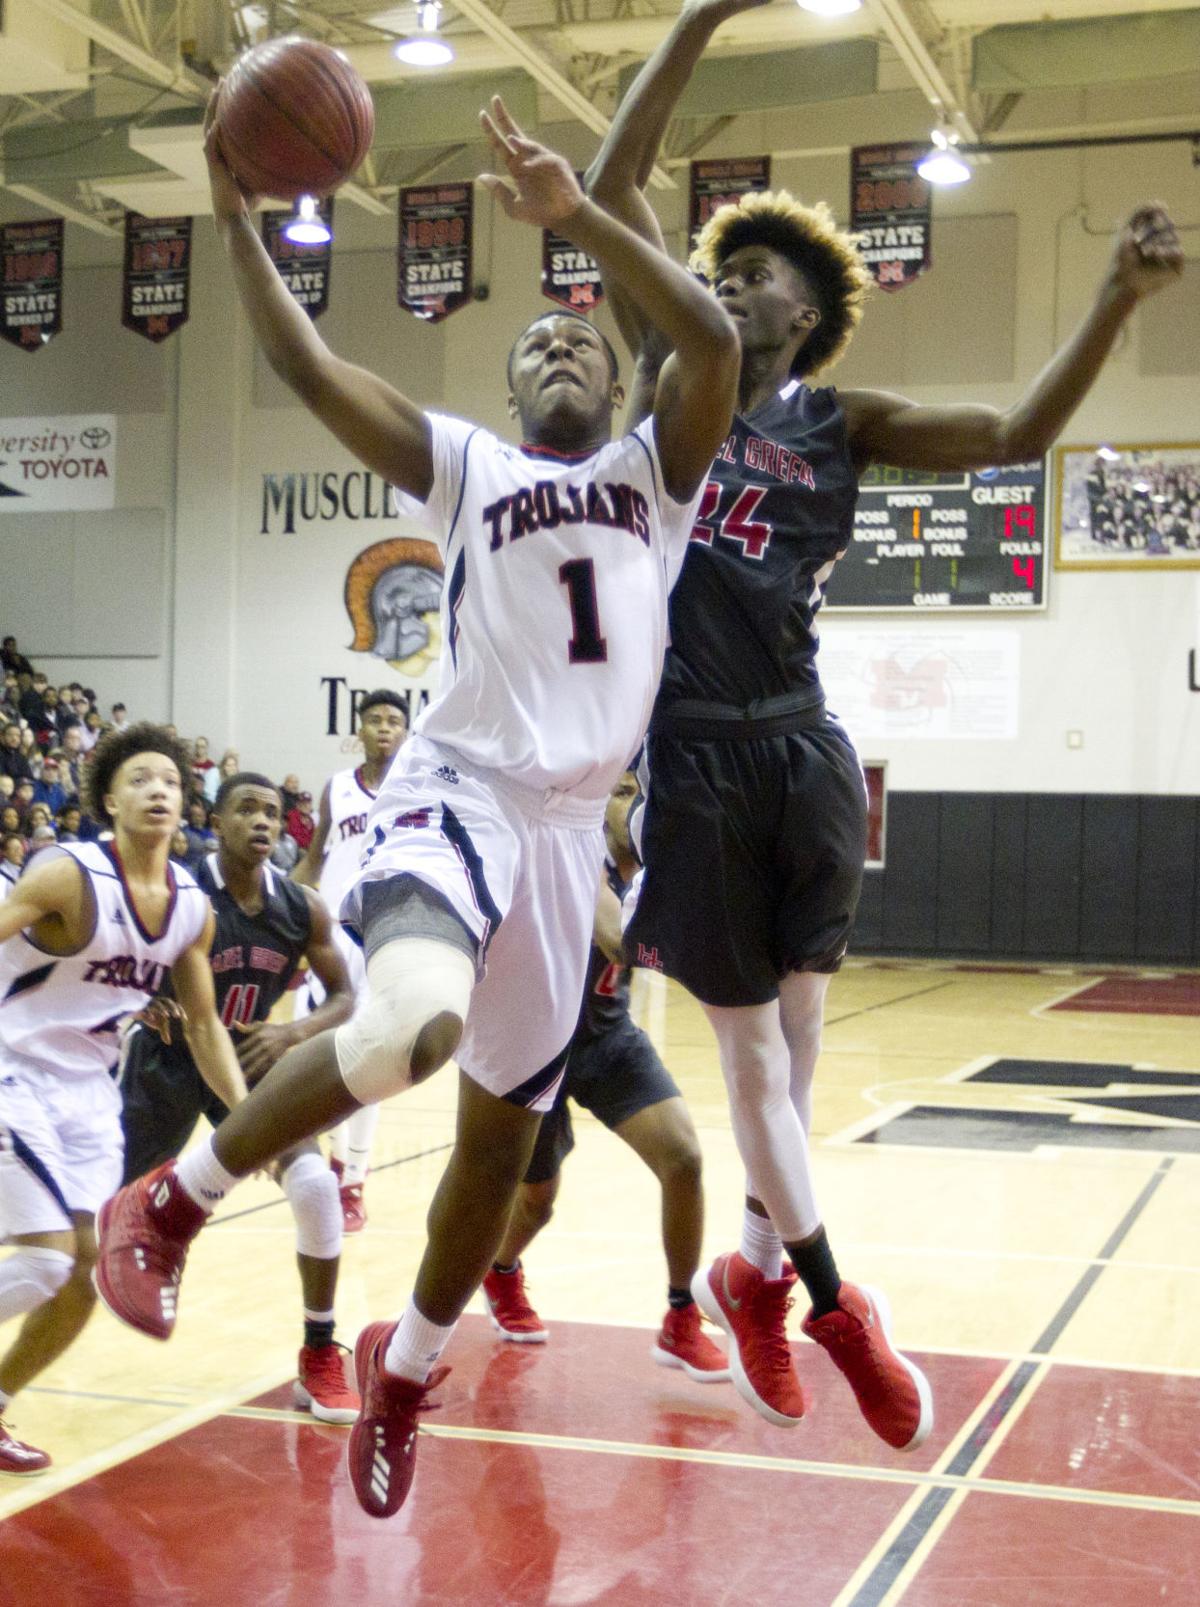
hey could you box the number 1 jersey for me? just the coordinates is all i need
[396,414,703,802]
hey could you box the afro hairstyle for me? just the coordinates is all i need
[85,723,194,829]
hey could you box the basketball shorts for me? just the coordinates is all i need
[343,734,607,1113]
[523,1019,681,1184]
[117,1028,228,1184]
[625,714,868,1008]
[0,1050,123,1235]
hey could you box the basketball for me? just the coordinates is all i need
[213,37,375,202]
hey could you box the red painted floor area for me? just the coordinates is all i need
[902,1492,1200,1607]
[985,1365,1200,1502]
[1049,974,1200,1017]
[4,1323,1196,1606]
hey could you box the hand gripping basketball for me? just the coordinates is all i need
[203,90,255,225]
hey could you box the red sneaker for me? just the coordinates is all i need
[347,1321,449,1518]
[692,1252,805,1426]
[330,1162,368,1234]
[0,1419,50,1475]
[482,1264,547,1344]
[802,1283,933,1451]
[294,1343,362,1425]
[93,1162,206,1340]
[651,1302,730,1382]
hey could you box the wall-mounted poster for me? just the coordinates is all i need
[1054,443,1200,570]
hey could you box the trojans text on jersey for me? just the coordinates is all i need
[483,478,651,549]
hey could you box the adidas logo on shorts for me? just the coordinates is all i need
[434,765,460,785]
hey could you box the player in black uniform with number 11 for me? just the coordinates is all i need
[587,0,1183,1451]
[118,773,360,1422]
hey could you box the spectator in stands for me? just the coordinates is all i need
[207,749,239,803]
[169,827,192,867]
[1,724,32,785]
[19,672,49,730]
[190,736,217,794]
[24,803,54,844]
[32,757,67,815]
[279,773,302,816]
[27,823,58,858]
[1,637,33,678]
[12,780,34,825]
[58,727,85,801]
[78,709,105,754]
[0,775,12,807]
[0,831,24,896]
[110,702,130,732]
[183,798,216,865]
[1,806,20,840]
[57,803,85,843]
[1,674,18,723]
[285,790,315,853]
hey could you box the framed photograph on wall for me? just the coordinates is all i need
[1054,442,1200,570]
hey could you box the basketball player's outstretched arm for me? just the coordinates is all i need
[203,97,433,500]
[232,891,353,1081]
[172,910,248,1108]
[840,206,1184,471]
[584,0,769,418]
[480,99,738,499]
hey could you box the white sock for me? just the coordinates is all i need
[303,1307,335,1324]
[383,1298,456,1384]
[740,1204,784,1279]
[342,1101,380,1187]
[175,1136,240,1211]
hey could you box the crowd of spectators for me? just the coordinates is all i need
[0,632,321,897]
[1085,456,1200,554]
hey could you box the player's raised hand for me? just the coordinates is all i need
[203,88,254,225]
[1110,204,1184,301]
[479,96,584,229]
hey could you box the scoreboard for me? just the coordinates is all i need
[824,457,1048,611]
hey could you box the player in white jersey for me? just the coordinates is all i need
[0,725,246,1474]
[293,690,409,1230]
[95,95,738,1519]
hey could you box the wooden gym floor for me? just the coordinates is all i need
[3,958,1200,1605]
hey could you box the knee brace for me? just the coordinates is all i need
[281,1152,343,1261]
[0,1246,74,1322]
[334,939,474,1105]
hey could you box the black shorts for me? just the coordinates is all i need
[523,1019,680,1185]
[118,1028,229,1184]
[625,714,867,1008]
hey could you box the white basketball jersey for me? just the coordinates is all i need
[318,767,380,915]
[0,843,209,1079]
[396,413,703,802]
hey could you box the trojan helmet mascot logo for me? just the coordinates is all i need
[345,537,444,679]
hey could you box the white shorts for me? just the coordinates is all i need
[0,1052,124,1235]
[344,735,606,1111]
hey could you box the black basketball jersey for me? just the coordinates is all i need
[127,853,312,1076]
[573,861,632,1042]
[657,381,858,707]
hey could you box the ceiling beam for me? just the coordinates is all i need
[443,0,675,190]
[0,174,120,235]
[868,0,980,144]
[27,0,211,97]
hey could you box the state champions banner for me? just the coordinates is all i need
[122,214,192,342]
[688,157,771,242]
[542,177,603,311]
[2,219,63,352]
[398,184,473,323]
[850,145,931,291]
[0,414,116,511]
[262,200,334,319]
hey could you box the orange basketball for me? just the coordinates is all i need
[214,38,375,202]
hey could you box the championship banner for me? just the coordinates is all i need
[850,145,931,291]
[398,184,472,323]
[262,200,334,319]
[542,178,603,312]
[1,219,63,352]
[122,214,192,342]
[0,414,116,511]
[688,157,771,240]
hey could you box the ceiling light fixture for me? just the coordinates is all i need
[797,0,863,15]
[394,2,455,67]
[283,194,332,245]
[916,128,971,186]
